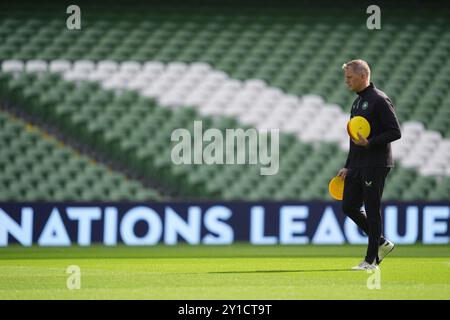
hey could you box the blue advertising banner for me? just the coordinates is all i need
[0,202,449,246]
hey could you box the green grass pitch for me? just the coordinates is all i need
[0,244,449,299]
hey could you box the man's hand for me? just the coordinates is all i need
[337,168,348,180]
[352,132,369,147]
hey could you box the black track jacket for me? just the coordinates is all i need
[345,82,402,168]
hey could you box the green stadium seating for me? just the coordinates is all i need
[0,108,162,201]
[0,2,449,200]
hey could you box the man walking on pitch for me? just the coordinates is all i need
[337,59,401,270]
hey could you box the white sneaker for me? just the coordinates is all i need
[378,239,395,264]
[351,260,379,271]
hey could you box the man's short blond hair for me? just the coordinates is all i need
[342,59,371,78]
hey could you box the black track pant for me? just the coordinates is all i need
[342,167,390,264]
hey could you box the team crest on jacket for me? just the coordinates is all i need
[362,101,369,110]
